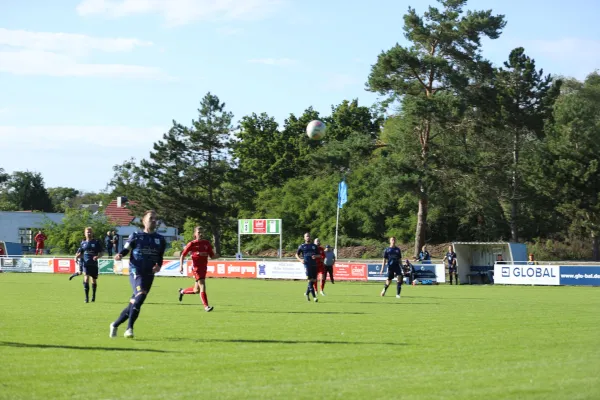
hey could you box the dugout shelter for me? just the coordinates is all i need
[452,242,528,284]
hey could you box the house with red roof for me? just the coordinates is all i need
[104,197,179,251]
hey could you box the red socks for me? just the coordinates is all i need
[200,291,208,307]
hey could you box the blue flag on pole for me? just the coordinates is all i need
[338,180,347,209]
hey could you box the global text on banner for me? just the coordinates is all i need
[333,263,368,281]
[493,264,559,285]
[256,261,306,280]
[53,258,75,274]
[559,266,600,286]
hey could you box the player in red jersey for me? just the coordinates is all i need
[34,231,47,255]
[178,226,218,311]
[313,238,327,295]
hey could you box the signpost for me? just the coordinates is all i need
[238,219,282,259]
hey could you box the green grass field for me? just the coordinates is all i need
[1,274,599,400]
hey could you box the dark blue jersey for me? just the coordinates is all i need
[297,243,319,267]
[120,231,167,275]
[446,251,457,267]
[77,239,103,266]
[104,235,112,248]
[418,250,431,261]
[384,247,402,268]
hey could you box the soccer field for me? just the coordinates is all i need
[1,274,598,400]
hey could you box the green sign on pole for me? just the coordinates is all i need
[237,219,283,258]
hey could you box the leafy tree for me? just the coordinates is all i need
[48,187,80,213]
[366,0,506,256]
[537,73,600,259]
[5,171,53,212]
[42,208,114,254]
[492,47,561,242]
[117,93,234,254]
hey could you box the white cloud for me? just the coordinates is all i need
[247,58,296,66]
[76,0,284,26]
[0,50,166,79]
[324,74,359,91]
[0,28,166,79]
[0,125,166,150]
[0,27,152,56]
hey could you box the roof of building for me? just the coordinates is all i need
[104,199,138,226]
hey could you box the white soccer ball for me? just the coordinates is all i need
[306,120,326,140]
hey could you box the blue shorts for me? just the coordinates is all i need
[129,273,155,295]
[449,266,457,273]
[83,264,99,279]
[304,265,317,280]
[387,265,402,280]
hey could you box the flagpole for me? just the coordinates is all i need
[334,201,340,258]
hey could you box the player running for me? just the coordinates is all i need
[380,236,404,298]
[313,238,327,295]
[109,210,166,339]
[296,232,320,302]
[177,226,218,312]
[73,227,103,303]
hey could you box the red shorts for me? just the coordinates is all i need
[317,264,325,275]
[36,244,44,249]
[192,266,208,281]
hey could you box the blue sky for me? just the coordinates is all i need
[1,0,599,193]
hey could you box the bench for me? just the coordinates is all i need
[467,266,494,284]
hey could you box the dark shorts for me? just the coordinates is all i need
[304,265,317,280]
[324,265,333,275]
[83,265,99,279]
[129,273,155,295]
[387,265,402,280]
[449,266,457,273]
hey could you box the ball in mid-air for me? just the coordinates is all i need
[306,120,326,140]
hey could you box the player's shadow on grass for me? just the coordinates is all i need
[353,301,440,305]
[141,338,407,346]
[0,341,173,353]
[228,310,368,315]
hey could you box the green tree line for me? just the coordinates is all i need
[1,0,598,260]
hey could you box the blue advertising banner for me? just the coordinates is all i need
[367,264,387,281]
[559,266,600,286]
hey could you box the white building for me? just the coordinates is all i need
[0,211,65,250]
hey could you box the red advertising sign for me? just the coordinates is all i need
[53,258,75,274]
[252,219,266,234]
[186,261,257,278]
[333,263,368,281]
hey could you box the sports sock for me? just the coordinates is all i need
[383,283,389,293]
[321,279,325,291]
[92,283,97,299]
[83,282,89,300]
[313,281,317,293]
[306,281,312,295]
[200,291,208,307]
[397,282,402,296]
[309,283,316,298]
[183,287,195,294]
[113,303,132,327]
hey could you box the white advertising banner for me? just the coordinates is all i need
[255,261,306,280]
[31,258,54,273]
[155,260,185,277]
[494,263,560,285]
